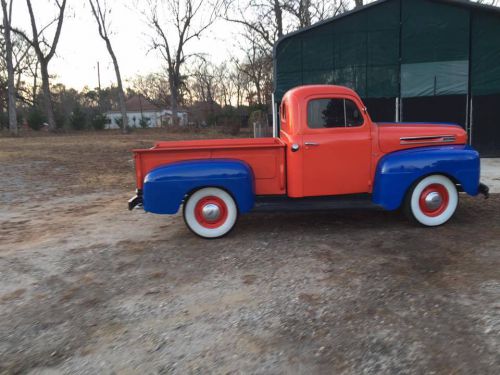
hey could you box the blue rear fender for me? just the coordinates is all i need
[143,159,255,214]
[372,145,481,211]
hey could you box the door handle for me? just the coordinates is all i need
[305,142,319,147]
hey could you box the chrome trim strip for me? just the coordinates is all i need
[400,135,456,145]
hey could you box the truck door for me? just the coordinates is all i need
[302,96,372,197]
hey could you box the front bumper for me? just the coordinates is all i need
[128,189,143,210]
[479,183,490,199]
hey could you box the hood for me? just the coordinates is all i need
[377,122,468,154]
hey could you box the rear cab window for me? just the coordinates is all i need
[307,98,364,129]
[280,101,289,132]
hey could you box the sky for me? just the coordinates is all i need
[10,0,244,90]
[12,0,496,90]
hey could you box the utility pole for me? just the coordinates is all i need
[97,61,102,90]
[97,61,102,111]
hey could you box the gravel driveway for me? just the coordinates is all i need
[1,132,498,374]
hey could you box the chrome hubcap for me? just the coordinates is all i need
[201,204,221,221]
[425,191,443,211]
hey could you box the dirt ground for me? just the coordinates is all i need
[0,130,499,374]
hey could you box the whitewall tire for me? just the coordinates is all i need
[404,175,458,227]
[183,187,238,239]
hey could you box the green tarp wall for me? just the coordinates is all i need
[274,0,500,102]
[471,11,500,95]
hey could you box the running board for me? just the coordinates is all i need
[253,194,381,212]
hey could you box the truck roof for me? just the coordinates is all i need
[283,85,361,101]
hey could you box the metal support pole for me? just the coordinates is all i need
[395,97,399,122]
[469,96,474,146]
[272,93,278,137]
[400,97,404,122]
[465,94,469,135]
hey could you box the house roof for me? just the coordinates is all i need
[274,0,500,53]
[124,95,162,112]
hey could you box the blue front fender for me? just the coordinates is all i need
[372,145,480,211]
[143,159,255,214]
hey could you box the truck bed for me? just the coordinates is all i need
[133,137,287,195]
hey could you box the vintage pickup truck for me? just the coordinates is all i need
[129,85,489,238]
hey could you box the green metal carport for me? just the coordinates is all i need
[273,0,500,155]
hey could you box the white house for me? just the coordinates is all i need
[105,96,188,129]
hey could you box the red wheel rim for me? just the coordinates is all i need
[419,183,449,217]
[194,196,228,229]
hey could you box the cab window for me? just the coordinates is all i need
[281,102,287,121]
[307,98,364,129]
[280,101,289,132]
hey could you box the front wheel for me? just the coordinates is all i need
[183,187,238,239]
[404,175,458,227]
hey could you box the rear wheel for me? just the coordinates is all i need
[183,187,238,239]
[404,175,458,227]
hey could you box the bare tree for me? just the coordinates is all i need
[28,57,38,105]
[224,0,348,53]
[476,0,499,5]
[223,0,285,50]
[238,31,273,106]
[189,58,220,113]
[1,33,38,104]
[230,58,250,107]
[89,0,128,133]
[287,0,312,28]
[215,61,235,107]
[130,73,171,109]
[11,0,67,130]
[1,0,17,134]
[284,0,348,28]
[144,0,220,126]
[223,0,349,107]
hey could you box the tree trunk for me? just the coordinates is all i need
[1,0,18,135]
[300,0,311,27]
[22,0,66,131]
[117,83,128,133]
[40,61,56,130]
[170,89,178,127]
[354,0,364,8]
[274,0,283,39]
[106,39,128,134]
[255,79,262,105]
[32,60,38,105]
[169,74,179,127]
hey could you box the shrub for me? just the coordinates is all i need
[70,105,87,130]
[16,112,23,128]
[54,109,66,130]
[140,116,150,129]
[91,113,107,131]
[0,112,8,130]
[54,108,68,129]
[27,107,46,131]
[219,107,241,136]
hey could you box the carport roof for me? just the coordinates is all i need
[274,0,500,52]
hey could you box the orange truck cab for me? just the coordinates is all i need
[129,85,489,238]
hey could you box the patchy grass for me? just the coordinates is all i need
[0,128,252,196]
